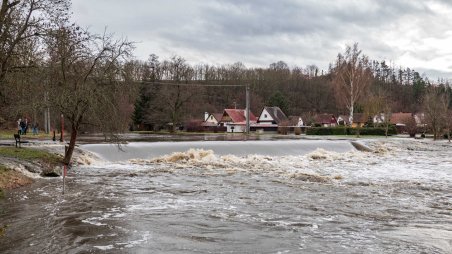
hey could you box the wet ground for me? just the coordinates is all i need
[0,138,451,253]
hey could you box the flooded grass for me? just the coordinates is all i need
[0,147,62,165]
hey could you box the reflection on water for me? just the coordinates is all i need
[0,139,451,253]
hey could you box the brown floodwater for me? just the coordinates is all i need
[0,138,451,253]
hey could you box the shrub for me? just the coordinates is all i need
[306,126,397,136]
[294,127,302,135]
[306,127,348,135]
[278,126,289,135]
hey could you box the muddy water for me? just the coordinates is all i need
[0,139,451,253]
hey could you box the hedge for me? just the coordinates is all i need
[306,126,397,136]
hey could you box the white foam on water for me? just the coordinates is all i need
[80,139,452,186]
[115,231,151,248]
[93,245,114,250]
[82,140,355,162]
[81,218,107,226]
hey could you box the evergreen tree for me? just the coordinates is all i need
[413,71,426,105]
[132,83,151,127]
[268,91,289,114]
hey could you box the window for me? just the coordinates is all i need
[264,114,267,118]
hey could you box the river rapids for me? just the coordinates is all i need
[0,138,451,253]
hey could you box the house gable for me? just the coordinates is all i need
[314,114,337,126]
[220,109,257,124]
[258,107,288,124]
[258,108,275,123]
[205,113,222,125]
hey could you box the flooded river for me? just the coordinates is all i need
[0,138,451,253]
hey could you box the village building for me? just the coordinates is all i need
[337,115,350,126]
[351,113,369,128]
[314,114,337,127]
[202,112,223,127]
[338,114,368,127]
[257,107,288,125]
[219,109,257,133]
[390,112,414,126]
[390,112,416,133]
[414,112,426,128]
[287,116,304,127]
[253,107,288,132]
[373,113,386,125]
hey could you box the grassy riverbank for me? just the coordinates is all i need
[0,147,63,195]
[0,129,53,140]
[0,147,62,165]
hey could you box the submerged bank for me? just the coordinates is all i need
[0,144,96,194]
[0,147,61,192]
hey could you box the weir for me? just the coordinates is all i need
[81,140,356,162]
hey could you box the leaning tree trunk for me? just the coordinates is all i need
[63,125,78,165]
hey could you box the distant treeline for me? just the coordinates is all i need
[128,53,452,131]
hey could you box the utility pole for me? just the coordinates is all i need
[44,91,51,134]
[246,84,250,135]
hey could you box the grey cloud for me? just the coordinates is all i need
[72,0,452,78]
[416,68,452,80]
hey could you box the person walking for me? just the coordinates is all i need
[20,119,26,135]
[24,118,28,135]
[32,122,39,135]
[17,118,22,135]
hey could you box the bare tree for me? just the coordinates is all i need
[441,89,451,142]
[401,114,417,137]
[46,25,133,164]
[0,0,69,99]
[364,89,393,137]
[145,56,199,132]
[382,104,393,138]
[444,109,452,142]
[333,43,372,125]
[423,87,445,140]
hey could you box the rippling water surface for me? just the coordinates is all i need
[0,139,451,253]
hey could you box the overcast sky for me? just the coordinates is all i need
[72,0,452,79]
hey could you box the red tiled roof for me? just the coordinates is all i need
[212,113,223,122]
[315,114,337,124]
[352,113,368,123]
[390,113,413,125]
[222,109,257,123]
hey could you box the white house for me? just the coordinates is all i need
[257,106,288,125]
[203,112,223,126]
[219,109,257,133]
